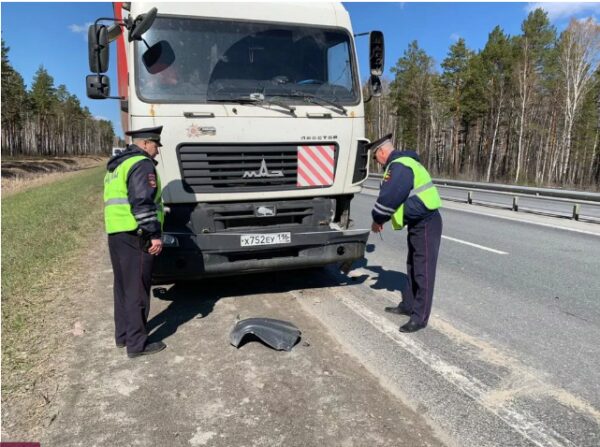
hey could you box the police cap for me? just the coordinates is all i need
[125,125,163,147]
[367,133,393,153]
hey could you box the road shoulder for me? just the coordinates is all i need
[39,244,445,447]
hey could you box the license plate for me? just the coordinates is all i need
[240,232,291,247]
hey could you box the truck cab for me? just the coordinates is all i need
[87,2,384,281]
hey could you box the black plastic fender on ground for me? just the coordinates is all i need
[229,318,301,351]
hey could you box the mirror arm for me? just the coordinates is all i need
[95,92,126,100]
[94,17,126,28]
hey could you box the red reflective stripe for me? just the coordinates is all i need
[298,149,327,185]
[297,147,315,185]
[424,221,429,323]
[316,144,335,165]
[114,2,129,134]
[297,164,315,186]
[297,145,336,186]
[301,147,329,185]
[311,145,334,180]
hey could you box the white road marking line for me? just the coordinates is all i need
[442,235,508,255]
[331,289,576,447]
[310,273,600,426]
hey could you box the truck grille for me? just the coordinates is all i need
[177,143,337,193]
[178,144,297,193]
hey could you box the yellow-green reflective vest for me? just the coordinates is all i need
[383,156,442,230]
[103,155,164,234]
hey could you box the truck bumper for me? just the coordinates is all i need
[152,227,369,282]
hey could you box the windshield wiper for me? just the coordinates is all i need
[278,91,347,115]
[207,93,296,115]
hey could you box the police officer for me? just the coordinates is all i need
[369,134,443,333]
[104,126,166,358]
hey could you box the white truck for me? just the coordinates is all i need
[87,2,384,282]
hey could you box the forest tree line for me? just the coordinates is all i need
[1,39,115,158]
[366,9,600,189]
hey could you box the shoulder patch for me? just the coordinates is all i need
[148,173,157,188]
[383,171,392,182]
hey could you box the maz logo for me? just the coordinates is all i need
[243,159,284,178]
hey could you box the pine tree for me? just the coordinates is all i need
[1,43,116,158]
[390,41,434,155]
[29,66,58,154]
[441,38,475,175]
[480,26,514,181]
[1,39,28,156]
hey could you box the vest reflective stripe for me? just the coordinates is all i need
[104,156,164,234]
[134,211,157,219]
[383,157,442,230]
[409,181,434,197]
[104,198,130,205]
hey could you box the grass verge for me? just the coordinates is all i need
[2,156,105,197]
[2,166,105,396]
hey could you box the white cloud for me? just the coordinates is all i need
[450,33,461,42]
[69,22,93,41]
[69,23,92,34]
[526,3,600,20]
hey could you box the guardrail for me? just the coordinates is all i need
[365,174,600,223]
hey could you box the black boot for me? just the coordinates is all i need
[127,341,166,358]
[399,321,426,333]
[384,306,410,316]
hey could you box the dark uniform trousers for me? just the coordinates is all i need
[108,232,154,354]
[401,210,443,325]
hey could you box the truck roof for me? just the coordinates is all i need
[127,2,352,30]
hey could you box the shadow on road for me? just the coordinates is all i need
[353,244,409,296]
[147,243,410,344]
[147,264,370,344]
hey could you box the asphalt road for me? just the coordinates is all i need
[335,191,600,446]
[362,178,600,221]
[33,192,600,447]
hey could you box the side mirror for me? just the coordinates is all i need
[88,25,109,73]
[369,31,385,77]
[369,75,382,97]
[86,74,111,99]
[142,41,176,73]
[129,7,158,41]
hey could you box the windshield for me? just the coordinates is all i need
[135,16,359,104]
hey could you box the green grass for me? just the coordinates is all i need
[1,166,105,381]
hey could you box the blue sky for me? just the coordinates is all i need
[2,2,599,138]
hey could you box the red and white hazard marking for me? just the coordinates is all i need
[297,145,336,187]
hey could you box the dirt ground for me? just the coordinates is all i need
[2,240,444,446]
[1,156,105,196]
